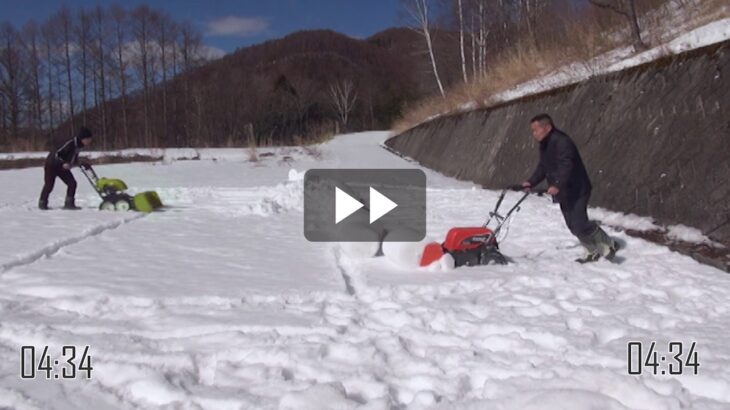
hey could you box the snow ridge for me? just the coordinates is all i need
[1,213,144,273]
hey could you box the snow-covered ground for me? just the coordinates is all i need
[0,147,262,162]
[1,132,729,410]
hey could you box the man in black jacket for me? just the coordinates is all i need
[39,127,93,210]
[522,114,617,263]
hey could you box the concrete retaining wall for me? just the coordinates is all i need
[386,41,730,243]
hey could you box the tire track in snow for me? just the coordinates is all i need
[1,213,146,274]
[332,248,357,296]
[0,200,34,212]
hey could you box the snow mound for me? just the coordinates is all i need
[381,229,456,271]
[279,383,359,410]
[288,168,306,182]
[492,389,631,410]
[196,179,304,217]
[382,240,427,269]
[340,242,381,259]
[381,228,432,269]
[589,208,657,231]
[666,224,716,245]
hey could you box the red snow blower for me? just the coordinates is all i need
[420,187,535,268]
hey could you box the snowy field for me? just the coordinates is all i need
[1,132,729,410]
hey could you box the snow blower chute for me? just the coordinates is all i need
[80,165,163,212]
[420,187,533,268]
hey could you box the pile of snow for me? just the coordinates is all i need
[589,208,658,232]
[666,224,718,245]
[279,383,361,410]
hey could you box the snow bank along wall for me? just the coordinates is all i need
[386,41,730,244]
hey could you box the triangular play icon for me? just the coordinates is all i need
[369,187,398,224]
[335,187,364,224]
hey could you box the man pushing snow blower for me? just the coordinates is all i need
[521,114,617,263]
[38,127,93,210]
[37,126,163,212]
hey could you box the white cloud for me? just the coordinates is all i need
[206,16,269,38]
[120,41,226,65]
[197,45,226,61]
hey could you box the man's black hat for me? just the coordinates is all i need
[78,126,93,139]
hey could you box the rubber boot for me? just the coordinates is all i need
[592,226,618,260]
[577,226,616,263]
[63,196,81,210]
[576,234,601,264]
[38,199,49,210]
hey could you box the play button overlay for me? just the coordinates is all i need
[368,187,397,224]
[335,187,365,224]
[304,169,426,242]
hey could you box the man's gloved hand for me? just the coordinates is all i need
[547,186,560,196]
[62,163,72,170]
[521,181,532,192]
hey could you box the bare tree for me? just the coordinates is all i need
[58,7,76,130]
[404,0,446,97]
[588,0,648,51]
[131,5,153,145]
[0,23,28,141]
[155,12,172,144]
[41,19,58,131]
[329,79,358,131]
[22,21,43,131]
[0,92,6,137]
[477,0,486,78]
[75,9,91,125]
[92,5,109,148]
[179,21,202,146]
[146,11,161,142]
[457,0,468,83]
[467,0,489,79]
[168,21,180,145]
[111,5,129,146]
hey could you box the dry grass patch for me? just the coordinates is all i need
[393,34,615,133]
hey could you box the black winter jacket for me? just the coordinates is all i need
[46,136,84,167]
[527,128,592,202]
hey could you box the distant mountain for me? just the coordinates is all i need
[60,27,463,148]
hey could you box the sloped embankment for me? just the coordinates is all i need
[386,41,730,247]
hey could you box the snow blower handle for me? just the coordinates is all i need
[484,185,547,228]
[506,184,547,196]
[79,163,100,186]
[484,189,508,227]
[480,188,532,243]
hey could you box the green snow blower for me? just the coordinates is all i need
[80,164,163,212]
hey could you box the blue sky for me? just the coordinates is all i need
[1,0,402,54]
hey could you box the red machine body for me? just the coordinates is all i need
[418,188,529,268]
[442,227,497,252]
[419,227,499,267]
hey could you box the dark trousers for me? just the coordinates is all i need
[40,162,77,202]
[559,191,597,238]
